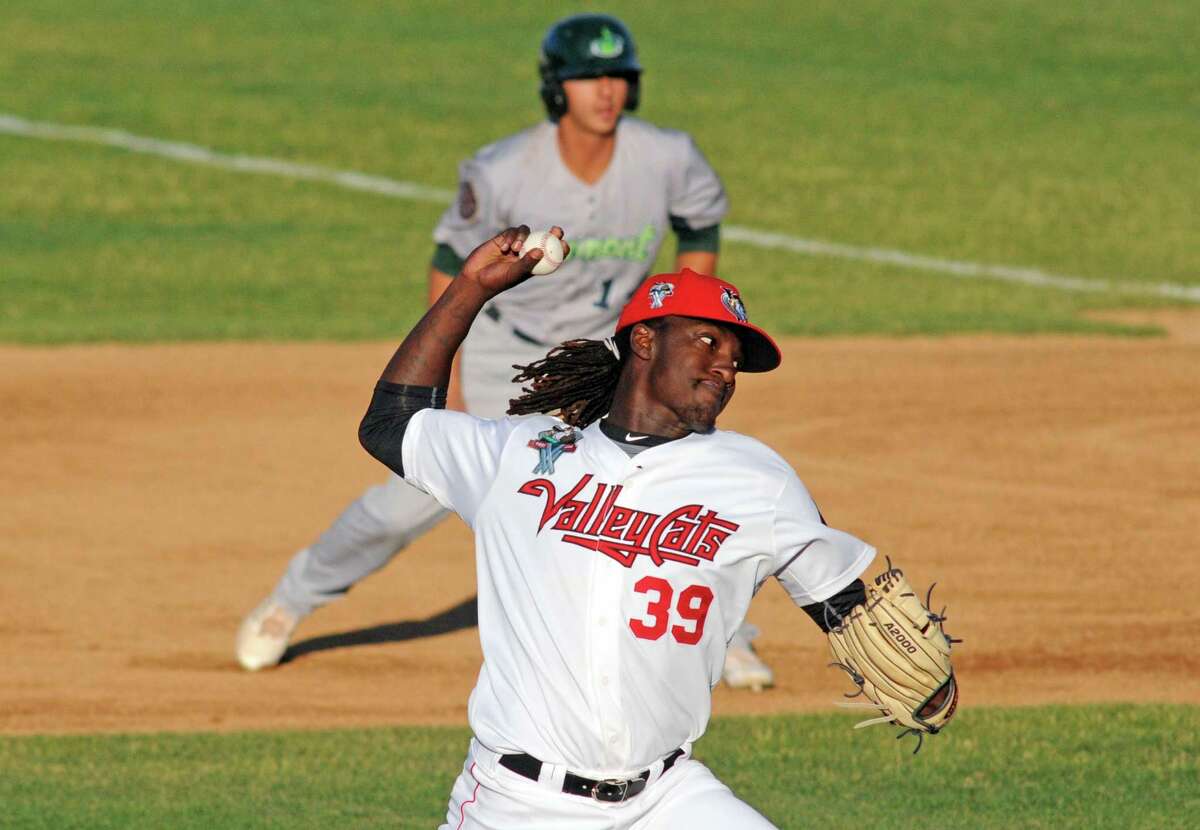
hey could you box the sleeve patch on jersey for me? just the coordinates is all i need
[457,181,478,221]
[527,425,581,474]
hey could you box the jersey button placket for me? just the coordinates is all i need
[593,544,626,767]
[593,460,634,768]
[607,464,652,765]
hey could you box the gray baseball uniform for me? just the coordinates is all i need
[273,116,727,617]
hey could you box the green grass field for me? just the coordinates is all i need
[2,3,1196,827]
[3,706,1196,829]
[2,1,1197,342]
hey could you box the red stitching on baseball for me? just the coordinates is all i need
[524,232,562,268]
[455,762,482,830]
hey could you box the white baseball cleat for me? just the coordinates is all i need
[236,597,301,671]
[722,624,775,692]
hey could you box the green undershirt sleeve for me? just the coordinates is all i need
[431,243,466,276]
[670,218,721,254]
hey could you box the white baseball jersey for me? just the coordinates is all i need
[401,410,875,777]
[434,117,729,344]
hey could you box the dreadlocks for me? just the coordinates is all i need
[507,338,622,427]
[508,319,670,427]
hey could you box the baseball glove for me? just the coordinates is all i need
[827,560,960,753]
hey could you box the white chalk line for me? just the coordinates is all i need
[0,113,456,204]
[3,112,1196,303]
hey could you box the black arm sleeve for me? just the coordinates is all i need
[801,579,867,633]
[358,381,447,477]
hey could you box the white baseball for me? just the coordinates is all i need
[519,230,566,276]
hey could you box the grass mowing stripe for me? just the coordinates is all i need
[1,705,1195,829]
[5,112,1193,305]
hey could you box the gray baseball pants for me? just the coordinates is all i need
[272,315,546,616]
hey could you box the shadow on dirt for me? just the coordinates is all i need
[280,595,478,664]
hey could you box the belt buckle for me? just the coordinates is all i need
[591,778,630,803]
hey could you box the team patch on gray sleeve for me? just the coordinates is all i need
[458,181,478,221]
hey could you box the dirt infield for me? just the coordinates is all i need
[2,313,1197,735]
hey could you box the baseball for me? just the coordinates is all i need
[519,230,566,276]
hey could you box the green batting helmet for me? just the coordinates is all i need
[539,14,642,122]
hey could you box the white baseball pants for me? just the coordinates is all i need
[439,739,777,830]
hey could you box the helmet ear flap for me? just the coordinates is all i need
[539,62,568,121]
[624,74,640,112]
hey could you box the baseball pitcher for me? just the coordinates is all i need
[357,226,959,826]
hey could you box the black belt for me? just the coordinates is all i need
[482,305,548,347]
[499,748,685,803]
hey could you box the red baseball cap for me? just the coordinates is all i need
[615,269,782,372]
